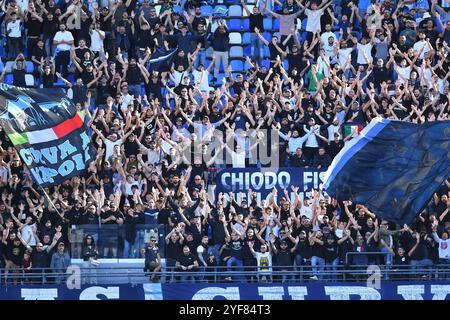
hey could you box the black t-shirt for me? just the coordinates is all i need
[43,17,58,37]
[324,242,338,262]
[209,218,226,245]
[13,69,26,87]
[101,210,124,224]
[311,240,325,258]
[6,240,25,265]
[229,238,244,260]
[166,239,182,260]
[276,248,293,266]
[249,13,264,33]
[394,254,410,267]
[31,249,51,268]
[292,239,312,259]
[127,65,142,85]
[26,13,43,37]
[177,252,198,270]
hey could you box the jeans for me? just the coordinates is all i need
[214,51,229,78]
[123,236,138,259]
[226,257,244,281]
[128,84,142,97]
[325,258,340,281]
[250,33,264,65]
[7,37,22,60]
[55,50,71,79]
[381,247,393,265]
[43,36,54,57]
[311,256,325,279]
[194,49,207,69]
[179,273,196,283]
[209,244,222,264]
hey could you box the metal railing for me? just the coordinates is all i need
[1,264,449,285]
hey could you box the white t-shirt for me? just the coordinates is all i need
[104,138,123,161]
[305,9,324,32]
[90,29,105,52]
[323,42,337,63]
[303,125,320,147]
[338,48,353,70]
[396,65,411,83]
[172,71,184,86]
[192,69,210,92]
[54,31,74,51]
[7,20,21,38]
[356,43,373,65]
[300,204,313,219]
[21,224,36,247]
[255,252,272,274]
[327,124,340,139]
[231,150,246,168]
[413,40,430,59]
[320,31,337,45]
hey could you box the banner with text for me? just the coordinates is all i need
[3,282,450,300]
[215,167,326,204]
[0,84,95,187]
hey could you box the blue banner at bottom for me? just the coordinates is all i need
[2,282,450,300]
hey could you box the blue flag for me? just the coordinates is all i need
[323,118,450,225]
[147,47,178,72]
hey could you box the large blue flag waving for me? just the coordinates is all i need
[147,46,178,72]
[323,118,450,225]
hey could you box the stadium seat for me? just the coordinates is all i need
[201,5,213,17]
[263,18,272,31]
[228,19,242,31]
[5,61,14,73]
[228,5,242,17]
[53,79,66,87]
[5,74,13,85]
[229,32,242,45]
[261,60,270,69]
[230,46,244,58]
[264,46,270,58]
[230,60,243,72]
[244,45,251,56]
[263,32,271,43]
[273,19,280,30]
[0,62,3,73]
[243,19,249,30]
[25,74,34,87]
[217,73,227,84]
[213,5,228,17]
[26,61,34,73]
[242,33,251,45]
[301,19,307,30]
[244,60,254,70]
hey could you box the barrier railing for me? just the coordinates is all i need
[1,264,449,285]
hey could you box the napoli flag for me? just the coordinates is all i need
[323,117,450,225]
[0,84,95,187]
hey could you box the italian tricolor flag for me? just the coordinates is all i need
[8,110,86,146]
[343,124,365,138]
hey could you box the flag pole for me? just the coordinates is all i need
[40,185,66,220]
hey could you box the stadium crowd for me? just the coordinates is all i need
[0,0,448,284]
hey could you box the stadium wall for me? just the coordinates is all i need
[5,282,450,300]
